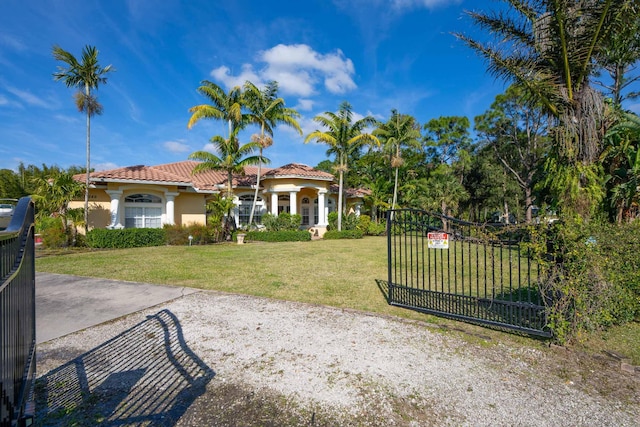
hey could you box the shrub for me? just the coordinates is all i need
[164,223,216,245]
[323,229,364,239]
[327,212,358,231]
[40,220,67,248]
[244,230,311,242]
[261,213,302,231]
[367,221,387,236]
[528,219,640,343]
[86,228,166,248]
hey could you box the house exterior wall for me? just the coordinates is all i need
[175,193,207,226]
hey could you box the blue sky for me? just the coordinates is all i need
[1,0,534,172]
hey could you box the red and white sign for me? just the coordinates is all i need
[427,232,449,249]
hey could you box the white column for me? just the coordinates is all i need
[105,190,123,229]
[271,192,278,215]
[317,189,327,226]
[165,192,179,225]
[289,191,298,215]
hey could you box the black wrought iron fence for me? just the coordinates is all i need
[386,209,551,337]
[1,197,36,427]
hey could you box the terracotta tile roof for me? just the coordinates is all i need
[330,184,372,198]
[264,163,334,180]
[78,161,279,192]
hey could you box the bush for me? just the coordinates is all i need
[40,220,67,248]
[323,229,364,239]
[528,220,640,343]
[261,213,302,231]
[367,221,387,236]
[244,230,311,242]
[164,223,216,245]
[327,212,358,231]
[86,228,166,248]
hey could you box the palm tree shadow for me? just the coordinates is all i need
[35,309,214,426]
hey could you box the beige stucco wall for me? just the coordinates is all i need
[175,193,207,226]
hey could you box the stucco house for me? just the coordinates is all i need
[71,161,369,234]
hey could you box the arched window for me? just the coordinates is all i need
[278,194,290,215]
[301,197,311,225]
[124,193,162,228]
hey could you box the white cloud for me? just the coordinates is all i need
[261,44,356,95]
[163,140,190,153]
[295,99,314,111]
[390,0,462,10]
[211,64,263,89]
[93,162,120,171]
[6,86,49,108]
[209,44,357,97]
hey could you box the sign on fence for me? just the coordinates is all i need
[427,232,449,249]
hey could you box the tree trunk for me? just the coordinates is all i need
[84,83,90,235]
[337,169,344,231]
[248,147,262,228]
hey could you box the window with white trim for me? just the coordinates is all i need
[301,197,310,225]
[124,194,162,228]
[238,194,264,225]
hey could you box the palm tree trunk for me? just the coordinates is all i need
[84,83,90,235]
[337,169,344,231]
[248,149,262,228]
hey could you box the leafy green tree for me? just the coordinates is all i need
[189,128,264,236]
[457,0,627,218]
[305,101,379,231]
[32,171,84,245]
[602,111,640,222]
[243,81,301,227]
[373,110,421,212]
[188,80,244,138]
[475,85,551,222]
[53,45,113,233]
[594,0,640,106]
[423,116,471,165]
[417,164,469,229]
[0,169,26,199]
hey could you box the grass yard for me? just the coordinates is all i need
[36,236,640,364]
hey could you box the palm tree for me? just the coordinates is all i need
[243,81,302,228]
[32,171,85,245]
[456,0,627,218]
[373,110,421,212]
[305,101,379,231]
[188,128,265,236]
[188,80,244,138]
[52,45,113,233]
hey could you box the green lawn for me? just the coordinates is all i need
[36,236,640,364]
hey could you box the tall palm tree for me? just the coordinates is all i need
[373,109,421,212]
[243,81,302,228]
[456,0,627,217]
[305,101,379,231]
[188,80,244,138]
[52,45,113,233]
[188,128,264,235]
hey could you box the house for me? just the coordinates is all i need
[71,161,369,235]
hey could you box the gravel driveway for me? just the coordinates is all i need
[35,290,640,426]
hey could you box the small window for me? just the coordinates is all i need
[125,194,161,203]
[301,197,310,204]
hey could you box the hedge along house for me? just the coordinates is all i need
[71,161,369,235]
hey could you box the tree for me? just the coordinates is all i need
[373,110,421,212]
[188,128,264,237]
[32,171,84,245]
[243,81,301,228]
[305,101,379,231]
[456,0,627,218]
[423,116,471,165]
[475,85,551,222]
[187,80,244,138]
[594,0,640,106]
[602,111,640,222]
[53,45,113,233]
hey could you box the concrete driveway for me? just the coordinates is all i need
[36,272,200,344]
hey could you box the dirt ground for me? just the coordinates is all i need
[35,291,640,426]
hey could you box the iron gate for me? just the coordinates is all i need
[386,209,551,337]
[1,197,36,426]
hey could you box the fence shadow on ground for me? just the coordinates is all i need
[35,309,215,426]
